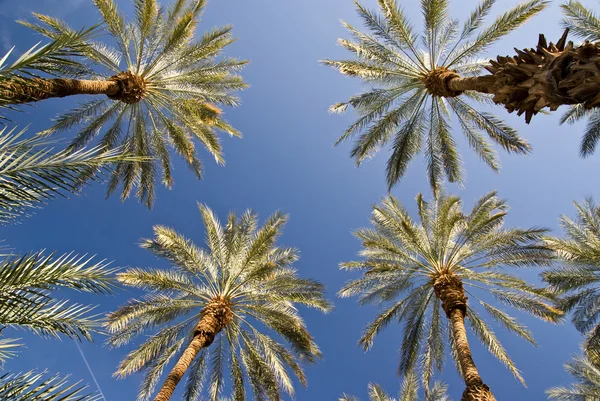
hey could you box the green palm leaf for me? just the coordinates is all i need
[0,126,145,224]
[543,198,600,357]
[0,371,101,401]
[0,251,115,346]
[547,353,600,400]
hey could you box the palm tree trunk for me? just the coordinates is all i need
[1,78,120,104]
[433,274,496,401]
[449,307,497,401]
[429,29,600,124]
[1,71,146,104]
[152,298,233,401]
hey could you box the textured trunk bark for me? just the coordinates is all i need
[426,29,600,124]
[447,76,492,95]
[1,78,120,104]
[433,274,496,401]
[449,308,497,401]
[152,298,233,401]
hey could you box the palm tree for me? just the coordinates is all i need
[106,204,332,401]
[559,1,600,158]
[321,0,544,192]
[6,0,247,208]
[340,373,451,401]
[0,370,101,401]
[547,353,600,401]
[542,199,600,356]
[340,192,562,401]
[322,0,600,192]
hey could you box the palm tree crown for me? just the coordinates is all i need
[547,353,600,401]
[21,0,247,208]
[321,0,546,193]
[340,192,561,398]
[543,199,600,355]
[107,204,331,401]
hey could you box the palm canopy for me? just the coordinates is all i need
[560,1,600,157]
[542,199,600,355]
[106,204,331,401]
[340,373,451,401]
[547,353,600,401]
[321,0,546,193]
[21,0,247,208]
[340,192,561,389]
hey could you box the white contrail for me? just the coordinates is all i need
[74,341,108,401]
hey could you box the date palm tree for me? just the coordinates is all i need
[340,192,562,401]
[9,0,247,208]
[547,353,600,401]
[323,0,600,192]
[340,373,451,401]
[107,204,332,401]
[542,199,600,356]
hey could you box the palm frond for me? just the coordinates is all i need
[0,126,145,224]
[0,371,101,401]
[0,251,115,341]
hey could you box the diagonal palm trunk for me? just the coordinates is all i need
[1,71,146,104]
[434,274,496,401]
[152,298,233,401]
[426,29,600,124]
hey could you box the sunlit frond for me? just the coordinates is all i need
[0,126,144,224]
[547,354,600,400]
[0,251,115,342]
[543,199,600,357]
[0,371,101,401]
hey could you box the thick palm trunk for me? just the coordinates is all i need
[433,274,496,401]
[428,29,600,124]
[1,78,119,104]
[152,298,233,401]
[1,71,146,105]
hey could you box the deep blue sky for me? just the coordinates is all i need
[0,0,598,400]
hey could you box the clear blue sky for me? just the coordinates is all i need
[0,0,598,400]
